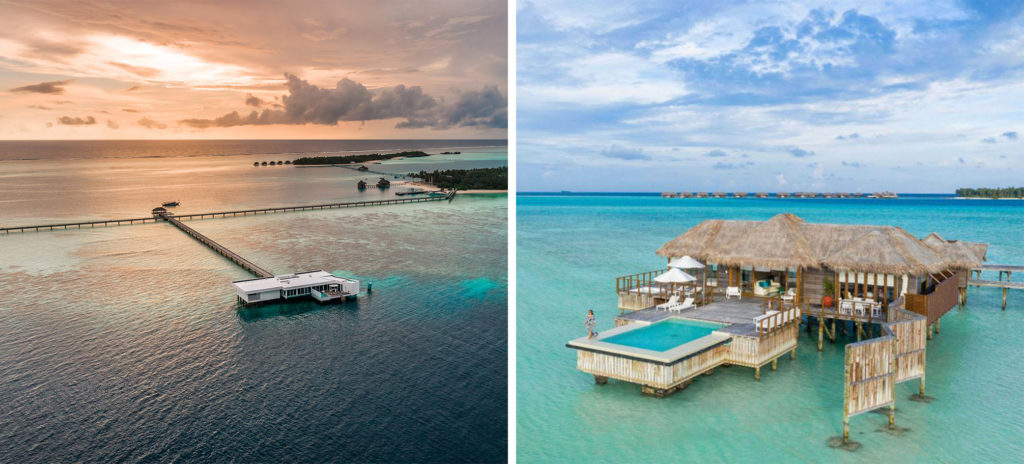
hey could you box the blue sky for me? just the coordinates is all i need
[517,0,1024,192]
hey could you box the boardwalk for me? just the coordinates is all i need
[0,217,158,233]
[1,194,454,233]
[163,214,272,277]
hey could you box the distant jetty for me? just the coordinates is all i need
[661,191,881,199]
[292,151,429,166]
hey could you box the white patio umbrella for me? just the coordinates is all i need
[654,267,696,283]
[668,255,705,269]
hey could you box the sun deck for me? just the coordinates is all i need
[616,299,768,327]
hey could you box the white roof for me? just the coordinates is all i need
[232,270,356,293]
[654,267,696,283]
[668,255,705,269]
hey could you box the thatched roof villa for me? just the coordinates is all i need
[576,213,994,440]
[617,213,986,327]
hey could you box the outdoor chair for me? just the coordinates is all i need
[668,297,695,313]
[655,295,679,311]
[726,286,741,300]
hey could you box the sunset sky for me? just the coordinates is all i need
[518,0,1024,192]
[0,0,507,140]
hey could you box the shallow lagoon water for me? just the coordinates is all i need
[0,141,507,463]
[517,194,1024,462]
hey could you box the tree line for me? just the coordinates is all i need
[292,151,429,165]
[407,167,507,190]
[955,187,1024,198]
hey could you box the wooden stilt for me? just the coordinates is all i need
[856,321,862,341]
[919,376,926,396]
[936,318,941,334]
[830,318,836,343]
[1003,287,1008,310]
[755,366,761,381]
[791,348,796,360]
[771,358,778,371]
[818,316,824,351]
[928,324,933,340]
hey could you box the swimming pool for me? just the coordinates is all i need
[602,319,725,352]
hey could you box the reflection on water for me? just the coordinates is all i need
[0,143,507,463]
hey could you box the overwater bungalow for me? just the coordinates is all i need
[733,192,748,198]
[711,192,727,198]
[568,213,988,441]
[233,270,359,306]
[661,192,679,198]
[680,192,693,198]
[357,180,367,189]
[376,177,391,188]
[696,192,709,198]
[776,192,790,198]
[754,192,769,198]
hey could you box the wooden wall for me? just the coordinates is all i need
[844,335,895,417]
[905,272,961,325]
[576,345,729,390]
[803,268,826,303]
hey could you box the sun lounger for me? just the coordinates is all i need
[781,288,796,303]
[726,286,741,300]
[667,297,695,313]
[655,295,679,311]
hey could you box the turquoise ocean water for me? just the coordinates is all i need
[517,193,1024,462]
[0,141,507,462]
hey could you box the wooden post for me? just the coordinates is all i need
[843,350,851,443]
[771,358,778,371]
[936,318,941,334]
[818,307,824,351]
[791,348,796,360]
[830,318,836,343]
[889,336,897,430]
[755,366,760,381]
[1003,287,1008,310]
[928,324,933,340]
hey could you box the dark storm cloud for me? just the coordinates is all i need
[11,79,72,94]
[56,115,96,125]
[245,94,263,107]
[181,74,506,130]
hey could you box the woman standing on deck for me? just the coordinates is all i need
[584,309,597,338]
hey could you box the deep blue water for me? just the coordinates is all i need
[0,143,507,463]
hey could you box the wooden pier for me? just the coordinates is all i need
[2,194,454,234]
[1,217,158,234]
[161,214,272,277]
[969,264,1024,309]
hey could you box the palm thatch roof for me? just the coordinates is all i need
[657,213,985,274]
[921,233,986,269]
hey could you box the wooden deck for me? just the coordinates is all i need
[616,299,767,327]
